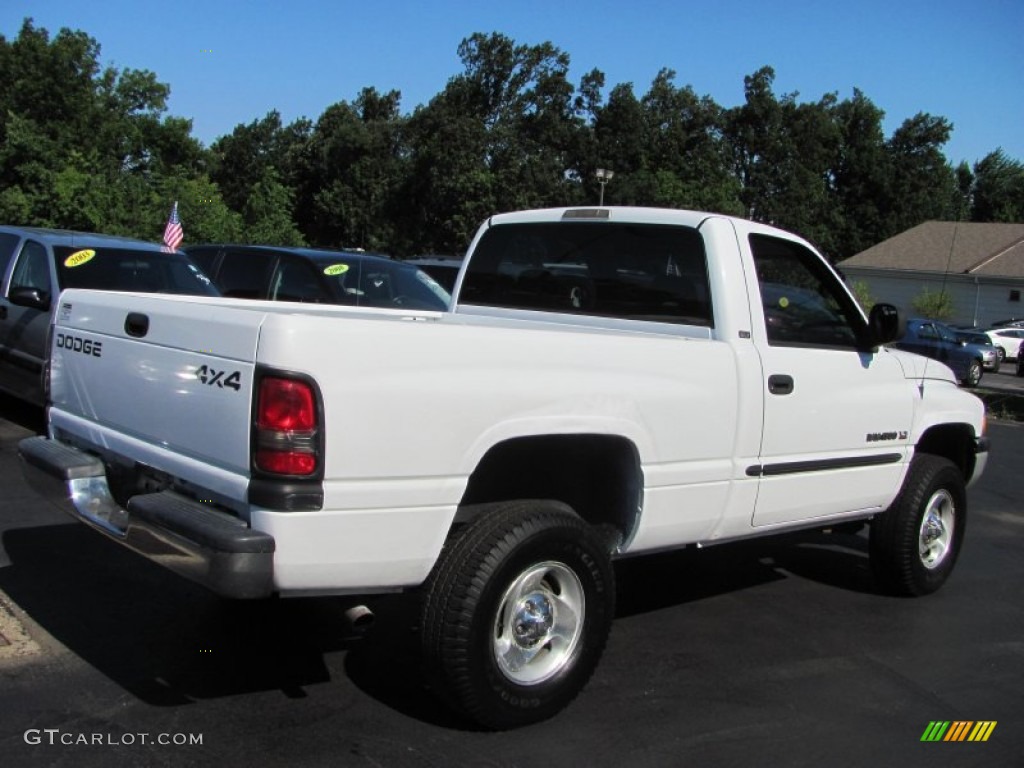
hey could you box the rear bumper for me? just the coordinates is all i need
[18,435,275,599]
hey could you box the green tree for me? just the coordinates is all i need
[639,69,740,214]
[300,87,407,251]
[970,149,1024,222]
[242,167,305,246]
[849,280,877,313]
[0,18,207,234]
[831,89,890,258]
[911,287,954,321]
[885,113,957,233]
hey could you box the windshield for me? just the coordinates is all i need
[55,246,219,295]
[316,258,450,310]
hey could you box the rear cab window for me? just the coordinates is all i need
[460,222,713,326]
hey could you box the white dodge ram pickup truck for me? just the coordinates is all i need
[19,207,988,728]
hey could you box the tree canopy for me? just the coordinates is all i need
[2,21,1021,259]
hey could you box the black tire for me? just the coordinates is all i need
[421,500,614,729]
[869,455,966,596]
[962,360,982,388]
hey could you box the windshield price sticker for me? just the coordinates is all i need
[64,249,96,268]
[324,264,350,276]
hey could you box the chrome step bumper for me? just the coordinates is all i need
[18,436,275,599]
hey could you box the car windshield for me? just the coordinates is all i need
[315,258,450,310]
[55,246,219,295]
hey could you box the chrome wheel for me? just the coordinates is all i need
[493,561,585,685]
[918,489,955,569]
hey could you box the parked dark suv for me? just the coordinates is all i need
[185,245,450,311]
[0,226,218,405]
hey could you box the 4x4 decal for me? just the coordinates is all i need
[196,364,242,391]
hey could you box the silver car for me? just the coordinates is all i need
[953,329,1000,372]
[0,226,218,405]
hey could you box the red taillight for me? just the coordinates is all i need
[255,376,319,477]
[258,378,316,431]
[255,449,317,476]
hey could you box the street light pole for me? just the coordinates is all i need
[596,168,614,206]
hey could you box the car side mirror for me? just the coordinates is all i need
[867,303,903,347]
[8,286,51,312]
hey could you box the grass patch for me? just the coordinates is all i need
[976,390,1024,421]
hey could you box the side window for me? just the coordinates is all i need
[270,257,330,302]
[216,250,277,299]
[9,240,52,297]
[750,234,861,348]
[0,232,22,281]
[186,247,221,276]
[919,324,939,340]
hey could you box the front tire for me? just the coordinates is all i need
[962,360,982,387]
[869,455,966,596]
[421,500,615,729]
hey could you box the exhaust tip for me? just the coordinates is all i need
[343,604,375,632]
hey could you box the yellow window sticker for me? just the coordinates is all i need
[323,264,350,276]
[778,296,790,309]
[65,249,96,268]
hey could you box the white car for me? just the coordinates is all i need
[985,327,1024,361]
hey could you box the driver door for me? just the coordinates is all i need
[746,234,912,527]
[0,239,54,404]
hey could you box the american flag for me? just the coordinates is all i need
[163,201,184,249]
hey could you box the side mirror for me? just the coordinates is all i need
[867,303,903,347]
[8,286,51,312]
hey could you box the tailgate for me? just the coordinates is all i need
[49,290,263,476]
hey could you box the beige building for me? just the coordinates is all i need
[838,222,1024,327]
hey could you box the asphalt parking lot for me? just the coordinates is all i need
[0,392,1021,768]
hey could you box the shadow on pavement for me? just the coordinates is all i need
[0,515,881,728]
[614,527,878,619]
[0,393,44,436]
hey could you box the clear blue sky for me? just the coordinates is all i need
[3,0,1022,165]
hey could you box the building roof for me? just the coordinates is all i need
[839,221,1024,278]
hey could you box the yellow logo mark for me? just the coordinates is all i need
[64,249,96,268]
[324,264,350,276]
